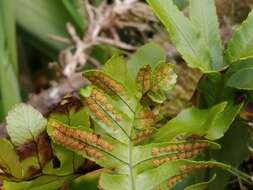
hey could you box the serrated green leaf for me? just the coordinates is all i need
[147,0,214,72]
[190,0,224,70]
[6,103,47,146]
[225,10,253,63]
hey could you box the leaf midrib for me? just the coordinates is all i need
[127,104,138,190]
[92,92,137,190]
[128,139,135,190]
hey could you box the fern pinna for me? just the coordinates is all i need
[48,54,246,190]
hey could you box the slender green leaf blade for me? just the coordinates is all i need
[147,0,212,72]
[0,0,17,72]
[0,55,21,119]
[0,0,21,120]
[225,10,253,63]
[205,102,242,140]
[225,59,253,76]
[153,102,241,142]
[190,0,224,70]
[62,0,86,30]
[15,0,75,55]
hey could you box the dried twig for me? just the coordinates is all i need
[96,37,137,50]
[48,35,71,44]
[52,0,157,78]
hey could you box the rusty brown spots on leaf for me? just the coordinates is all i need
[134,128,155,144]
[51,121,113,154]
[135,110,156,128]
[180,163,216,174]
[87,72,127,97]
[86,88,124,128]
[152,142,211,167]
[85,96,114,129]
[167,174,187,188]
[136,65,151,94]
[151,142,210,156]
[166,162,217,188]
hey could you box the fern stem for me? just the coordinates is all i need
[128,140,135,190]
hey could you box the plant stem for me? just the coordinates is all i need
[128,139,135,190]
